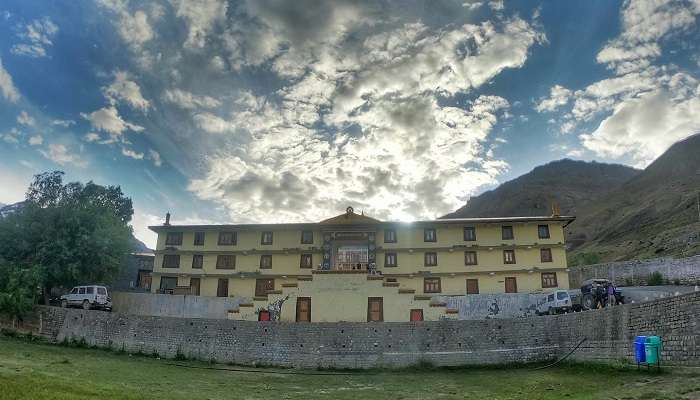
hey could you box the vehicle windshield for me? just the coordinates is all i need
[557,292,568,300]
[70,288,78,294]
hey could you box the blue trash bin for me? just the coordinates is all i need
[634,336,647,363]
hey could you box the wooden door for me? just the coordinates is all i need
[217,278,228,297]
[138,271,152,290]
[296,297,311,322]
[367,297,383,322]
[255,279,275,297]
[505,277,517,293]
[189,278,200,296]
[466,279,479,294]
[410,309,423,322]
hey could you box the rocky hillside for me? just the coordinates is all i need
[445,134,700,264]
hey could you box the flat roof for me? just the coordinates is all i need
[148,215,576,232]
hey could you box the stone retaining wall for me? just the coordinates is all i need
[27,291,699,369]
[568,255,700,287]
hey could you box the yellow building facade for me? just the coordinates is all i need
[149,208,574,322]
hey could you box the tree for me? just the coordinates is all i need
[0,171,134,307]
[0,261,41,322]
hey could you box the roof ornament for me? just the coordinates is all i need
[346,206,354,216]
[164,212,171,226]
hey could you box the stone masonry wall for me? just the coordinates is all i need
[568,255,700,287]
[28,291,699,369]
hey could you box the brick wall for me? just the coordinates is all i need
[568,255,700,287]
[31,292,700,369]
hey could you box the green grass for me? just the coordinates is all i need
[1,336,699,400]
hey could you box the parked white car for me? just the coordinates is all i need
[60,285,112,311]
[536,290,572,315]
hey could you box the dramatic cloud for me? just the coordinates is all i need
[0,58,20,102]
[103,71,150,111]
[39,143,87,167]
[11,17,59,57]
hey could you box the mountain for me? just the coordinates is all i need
[444,134,700,264]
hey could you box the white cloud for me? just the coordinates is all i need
[84,132,101,142]
[97,0,154,46]
[0,57,20,102]
[162,88,221,109]
[80,106,144,141]
[169,0,228,49]
[39,143,87,168]
[535,85,572,113]
[193,112,231,133]
[148,149,162,166]
[16,111,35,126]
[1,128,21,144]
[28,135,43,146]
[11,17,59,58]
[121,147,145,159]
[103,71,150,111]
[51,119,76,127]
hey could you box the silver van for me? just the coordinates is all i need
[60,285,112,311]
[536,290,572,315]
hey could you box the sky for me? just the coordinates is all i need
[1,0,699,248]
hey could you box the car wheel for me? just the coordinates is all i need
[61,299,68,308]
[82,300,91,310]
[582,294,594,310]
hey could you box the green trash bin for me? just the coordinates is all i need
[644,336,662,365]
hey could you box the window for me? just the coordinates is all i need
[86,287,94,294]
[557,291,568,300]
[538,224,550,239]
[505,277,517,293]
[165,232,183,246]
[255,279,274,297]
[384,229,397,243]
[194,231,205,246]
[261,231,273,245]
[160,277,178,293]
[541,272,558,288]
[301,230,313,244]
[216,255,236,269]
[466,279,479,294]
[424,277,441,293]
[70,288,78,294]
[503,250,516,264]
[410,309,424,322]
[162,254,180,268]
[260,254,272,269]
[540,248,553,263]
[367,297,383,322]
[192,254,203,269]
[424,228,437,242]
[502,226,514,240]
[218,231,236,245]
[216,278,228,297]
[464,251,478,266]
[464,226,477,241]
[385,252,397,267]
[300,253,313,268]
[424,252,437,266]
[190,278,200,296]
[97,287,106,295]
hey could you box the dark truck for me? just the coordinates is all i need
[577,278,625,310]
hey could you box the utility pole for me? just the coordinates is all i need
[697,192,700,223]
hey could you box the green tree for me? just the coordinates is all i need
[0,262,41,322]
[0,171,134,306]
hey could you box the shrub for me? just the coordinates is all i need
[647,271,664,286]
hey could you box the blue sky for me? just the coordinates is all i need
[1,0,699,248]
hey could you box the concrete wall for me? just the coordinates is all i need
[32,292,700,369]
[440,293,544,319]
[568,255,700,287]
[111,292,246,319]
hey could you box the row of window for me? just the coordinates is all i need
[162,248,553,270]
[164,225,554,247]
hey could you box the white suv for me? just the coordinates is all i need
[60,285,112,311]
[536,290,572,315]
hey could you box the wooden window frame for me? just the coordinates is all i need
[191,254,204,269]
[193,231,205,246]
[255,279,275,297]
[300,253,313,269]
[538,224,551,239]
[216,278,228,297]
[259,254,273,269]
[541,272,558,288]
[384,229,397,243]
[296,297,311,322]
[384,252,398,267]
[261,231,273,245]
[540,248,553,263]
[216,254,236,269]
[160,276,178,292]
[423,277,441,293]
[367,297,383,322]
[503,249,516,264]
[466,279,479,294]
[424,252,438,267]
[300,230,314,244]
[165,232,183,246]
[218,231,237,246]
[423,228,437,242]
[464,251,478,266]
[502,226,514,240]
[463,226,477,241]
[162,254,180,268]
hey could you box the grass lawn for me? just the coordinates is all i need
[0,336,699,400]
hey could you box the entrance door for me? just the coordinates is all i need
[367,297,383,322]
[138,270,152,290]
[410,309,423,322]
[505,277,517,293]
[296,297,311,322]
[466,279,479,294]
[189,278,200,296]
[255,279,275,297]
[216,278,228,297]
